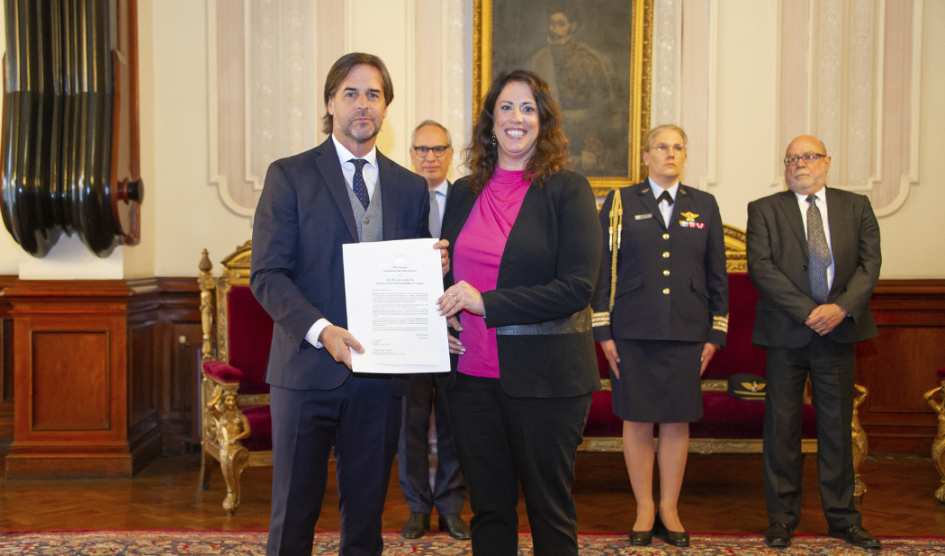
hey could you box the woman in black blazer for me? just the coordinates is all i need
[436,70,601,556]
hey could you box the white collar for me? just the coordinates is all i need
[331,134,378,167]
[795,187,827,205]
[430,180,449,196]
[648,177,680,200]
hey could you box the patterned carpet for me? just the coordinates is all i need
[0,530,942,555]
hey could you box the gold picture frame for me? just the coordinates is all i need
[473,0,653,197]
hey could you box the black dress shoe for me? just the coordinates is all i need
[664,529,690,547]
[764,523,793,548]
[438,513,471,540]
[401,512,430,539]
[652,514,665,539]
[654,513,689,547]
[629,530,652,546]
[828,525,881,549]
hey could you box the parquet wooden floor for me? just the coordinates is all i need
[1,450,943,536]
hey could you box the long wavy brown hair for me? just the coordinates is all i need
[463,70,570,195]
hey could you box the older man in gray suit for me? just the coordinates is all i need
[747,135,881,550]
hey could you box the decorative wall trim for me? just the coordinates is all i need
[651,0,679,128]
[207,1,256,220]
[775,0,921,215]
[700,0,719,190]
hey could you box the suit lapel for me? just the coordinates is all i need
[636,182,666,230]
[825,187,848,288]
[777,191,809,259]
[441,181,476,245]
[314,139,360,242]
[378,151,398,241]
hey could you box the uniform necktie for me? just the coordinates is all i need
[807,194,831,304]
[657,190,674,226]
[428,190,441,238]
[350,159,370,209]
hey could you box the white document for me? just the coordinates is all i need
[343,238,450,374]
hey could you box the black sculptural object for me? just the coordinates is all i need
[1,0,142,258]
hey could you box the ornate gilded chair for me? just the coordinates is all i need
[198,241,274,515]
[580,224,871,501]
[924,367,945,503]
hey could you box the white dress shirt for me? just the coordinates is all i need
[795,188,835,290]
[305,135,380,349]
[648,177,679,227]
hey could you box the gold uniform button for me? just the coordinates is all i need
[663,288,670,295]
[663,270,670,276]
[662,233,670,240]
[662,251,670,258]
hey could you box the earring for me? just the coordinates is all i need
[491,132,497,146]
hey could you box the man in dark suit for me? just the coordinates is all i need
[250,53,447,556]
[398,121,470,540]
[747,135,882,550]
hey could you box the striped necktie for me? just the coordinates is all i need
[806,194,831,304]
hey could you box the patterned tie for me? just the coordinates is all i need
[428,190,441,238]
[807,194,831,304]
[350,159,370,209]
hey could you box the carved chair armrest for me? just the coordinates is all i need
[203,360,244,383]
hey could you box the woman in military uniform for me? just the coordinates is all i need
[591,125,729,547]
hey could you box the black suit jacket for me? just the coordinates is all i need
[250,137,430,392]
[440,171,602,398]
[746,187,881,349]
[591,182,729,346]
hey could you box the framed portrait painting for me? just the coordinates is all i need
[474,0,653,195]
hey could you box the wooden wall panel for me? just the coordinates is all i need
[855,280,945,452]
[0,276,17,438]
[31,331,111,430]
[0,276,940,464]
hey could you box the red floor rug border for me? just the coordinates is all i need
[1,530,943,555]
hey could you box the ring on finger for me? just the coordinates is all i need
[449,292,456,298]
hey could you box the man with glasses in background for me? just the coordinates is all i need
[399,121,471,541]
[746,135,882,550]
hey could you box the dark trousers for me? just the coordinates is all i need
[763,335,861,530]
[398,374,467,515]
[447,373,590,556]
[266,376,401,556]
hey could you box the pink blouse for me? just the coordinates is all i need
[453,168,531,379]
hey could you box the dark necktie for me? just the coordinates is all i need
[657,190,674,226]
[807,194,831,304]
[350,159,370,209]
[428,190,441,238]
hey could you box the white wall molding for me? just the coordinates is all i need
[206,0,255,220]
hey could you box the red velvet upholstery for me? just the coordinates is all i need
[203,360,244,383]
[241,405,273,451]
[691,392,817,439]
[702,273,767,381]
[938,367,945,380]
[583,272,819,444]
[226,286,274,395]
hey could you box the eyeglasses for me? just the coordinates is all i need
[412,145,450,158]
[784,153,826,166]
[652,144,685,153]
